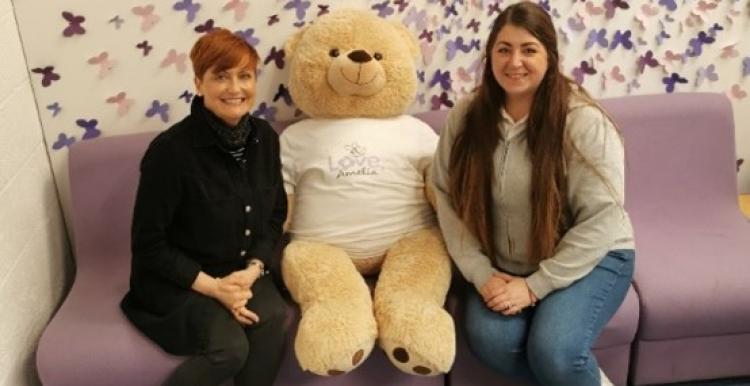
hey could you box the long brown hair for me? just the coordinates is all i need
[449,2,591,263]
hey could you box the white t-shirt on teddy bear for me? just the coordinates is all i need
[280,115,438,259]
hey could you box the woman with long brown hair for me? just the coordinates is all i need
[432,2,634,385]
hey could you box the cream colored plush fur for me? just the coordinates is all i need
[281,9,455,377]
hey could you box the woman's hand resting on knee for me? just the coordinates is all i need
[192,270,260,325]
[481,272,538,316]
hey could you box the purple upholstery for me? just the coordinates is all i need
[602,93,750,385]
[36,129,441,386]
[36,93,749,386]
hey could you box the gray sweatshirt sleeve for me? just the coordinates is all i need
[526,105,633,299]
[432,100,499,292]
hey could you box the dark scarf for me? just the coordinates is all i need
[192,96,253,150]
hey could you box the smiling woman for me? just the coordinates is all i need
[120,28,288,386]
[431,2,633,386]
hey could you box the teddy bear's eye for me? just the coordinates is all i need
[374,52,383,61]
[329,48,340,58]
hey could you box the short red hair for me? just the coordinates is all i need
[190,28,259,79]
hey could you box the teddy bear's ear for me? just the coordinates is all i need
[285,25,310,57]
[390,21,420,62]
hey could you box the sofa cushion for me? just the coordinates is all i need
[602,93,750,341]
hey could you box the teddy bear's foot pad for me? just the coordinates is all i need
[391,347,434,375]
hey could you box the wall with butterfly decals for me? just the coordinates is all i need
[10,0,750,224]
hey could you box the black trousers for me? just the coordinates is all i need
[163,275,288,386]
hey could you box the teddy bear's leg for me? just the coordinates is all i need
[374,227,455,375]
[282,240,377,376]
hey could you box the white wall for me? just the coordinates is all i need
[11,0,750,215]
[0,0,71,384]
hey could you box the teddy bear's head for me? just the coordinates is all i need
[285,9,420,119]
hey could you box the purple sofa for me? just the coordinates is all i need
[36,128,441,386]
[37,93,750,386]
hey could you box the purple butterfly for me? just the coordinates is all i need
[567,15,585,32]
[371,1,395,18]
[662,72,687,93]
[235,29,260,46]
[136,40,153,56]
[317,4,330,16]
[585,29,608,49]
[572,60,597,84]
[708,23,724,37]
[656,28,671,46]
[31,66,60,87]
[658,0,676,11]
[429,70,452,91]
[538,0,551,12]
[273,84,293,106]
[194,19,215,33]
[742,57,750,77]
[146,100,170,123]
[52,133,76,150]
[47,102,62,117]
[179,90,194,103]
[637,50,659,74]
[686,31,714,57]
[467,19,480,33]
[403,7,428,30]
[76,119,101,140]
[444,4,458,18]
[604,0,629,19]
[62,11,85,37]
[430,92,454,110]
[284,0,311,20]
[174,0,200,23]
[252,102,277,121]
[610,30,633,50]
[109,15,124,29]
[446,37,477,60]
[419,29,434,42]
[264,46,285,69]
[416,93,426,105]
[393,0,409,13]
[695,64,718,87]
[487,2,502,16]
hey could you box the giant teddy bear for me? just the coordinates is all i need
[279,9,455,377]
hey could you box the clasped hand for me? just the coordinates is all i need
[480,272,537,316]
[213,268,260,325]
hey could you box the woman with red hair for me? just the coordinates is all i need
[121,28,287,386]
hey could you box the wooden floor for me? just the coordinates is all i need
[741,194,750,218]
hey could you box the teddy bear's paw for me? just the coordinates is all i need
[377,299,456,376]
[294,304,377,376]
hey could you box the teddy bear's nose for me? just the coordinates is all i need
[347,50,372,63]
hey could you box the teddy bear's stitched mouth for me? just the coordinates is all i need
[339,67,379,86]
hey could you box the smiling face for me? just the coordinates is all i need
[490,24,549,104]
[194,56,256,127]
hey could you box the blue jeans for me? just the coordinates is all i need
[463,249,634,386]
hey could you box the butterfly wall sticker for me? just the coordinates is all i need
[145,100,170,123]
[173,0,200,23]
[62,11,85,37]
[223,0,248,22]
[32,66,60,87]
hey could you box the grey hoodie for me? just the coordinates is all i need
[431,95,634,299]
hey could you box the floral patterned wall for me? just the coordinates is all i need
[12,0,750,205]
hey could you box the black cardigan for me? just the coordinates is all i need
[123,98,287,315]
